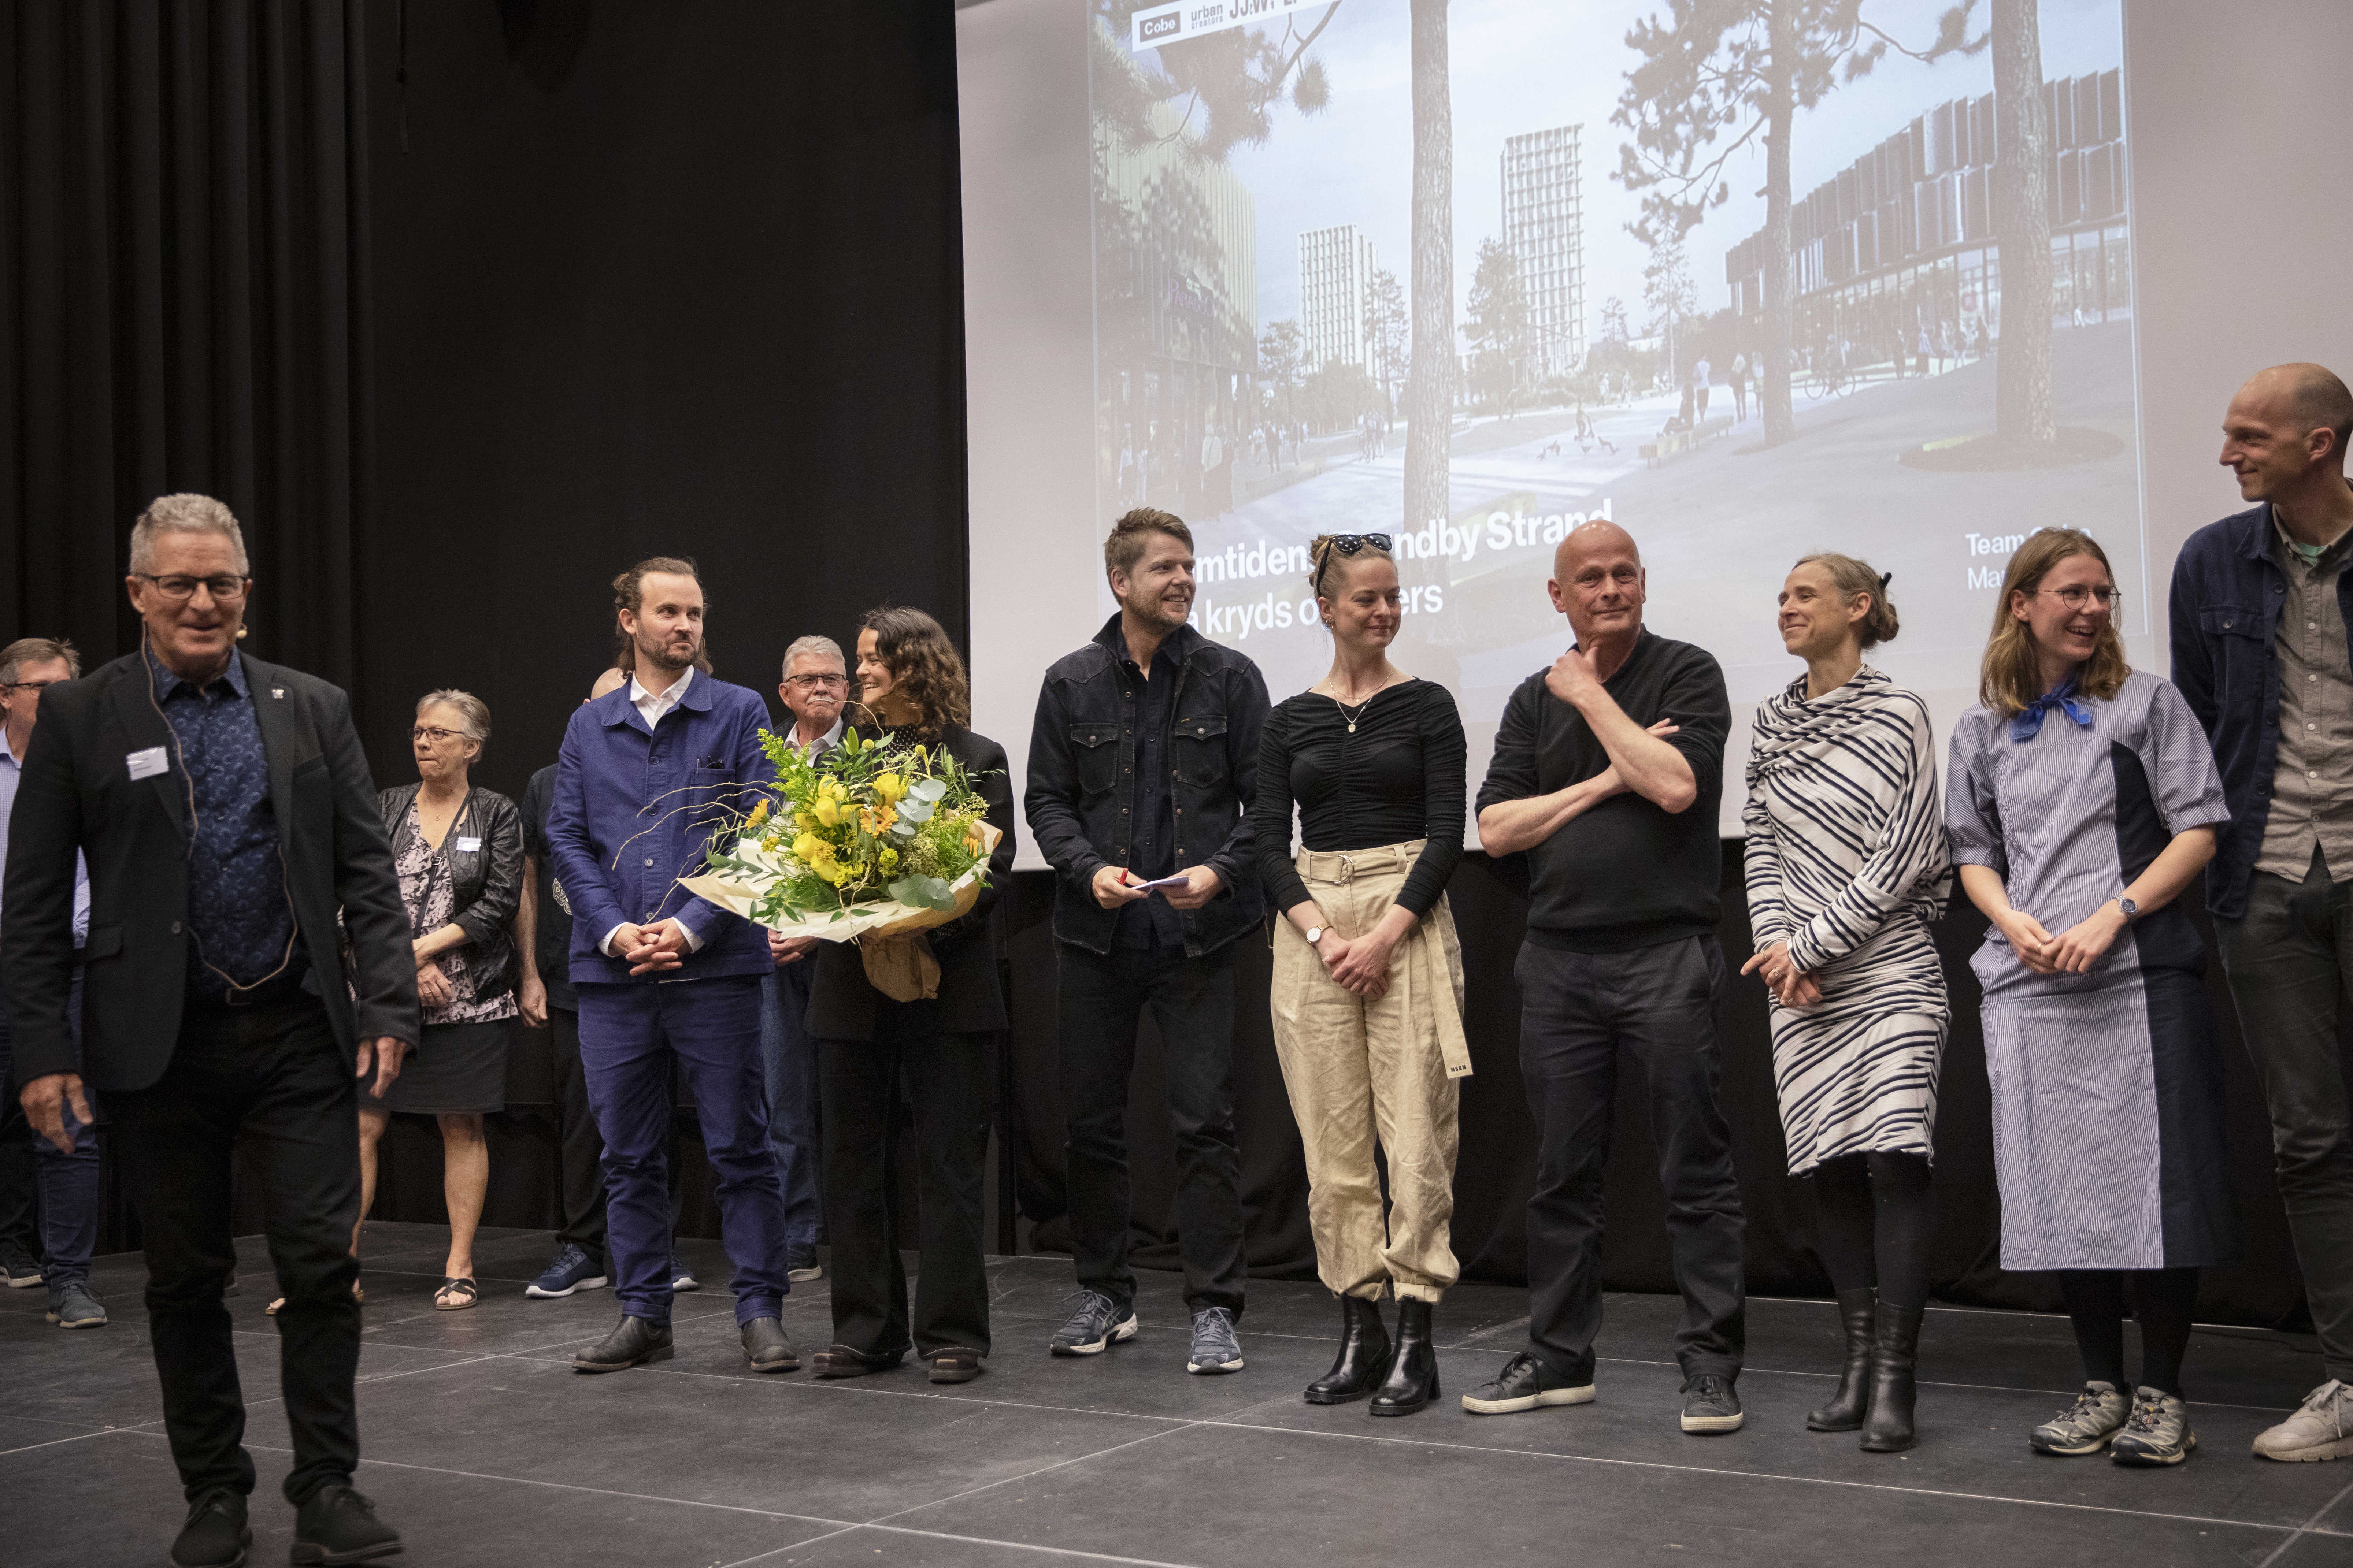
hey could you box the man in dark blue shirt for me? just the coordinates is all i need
[4,495,415,1568]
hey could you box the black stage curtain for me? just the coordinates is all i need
[1,0,374,688]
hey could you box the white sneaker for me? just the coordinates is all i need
[2253,1379,2353,1463]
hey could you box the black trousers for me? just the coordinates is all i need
[110,993,363,1505]
[1515,936,1746,1383]
[549,1005,609,1262]
[2213,852,2353,1384]
[1057,941,1247,1318]
[819,1008,993,1358]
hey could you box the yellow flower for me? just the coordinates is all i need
[793,808,817,831]
[792,832,827,863]
[874,773,908,805]
[760,834,781,853]
[819,777,845,801]
[746,799,771,828]
[879,847,900,870]
[814,798,840,827]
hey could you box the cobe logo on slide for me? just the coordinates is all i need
[1131,4,1184,45]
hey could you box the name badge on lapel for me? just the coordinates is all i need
[127,746,169,781]
[456,836,483,852]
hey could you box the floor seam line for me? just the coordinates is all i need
[2253,1472,2353,1568]
[1187,1416,2313,1534]
[860,1420,1210,1531]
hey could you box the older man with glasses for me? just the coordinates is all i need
[0,638,101,1328]
[3,494,415,1567]
[760,635,852,1282]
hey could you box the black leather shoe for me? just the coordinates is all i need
[1860,1302,1924,1453]
[929,1346,985,1383]
[741,1316,801,1372]
[1370,1299,1440,1416]
[1303,1295,1390,1405]
[171,1487,251,1568]
[290,1483,402,1565]
[573,1313,674,1373]
[1807,1288,1876,1432]
[811,1342,907,1378]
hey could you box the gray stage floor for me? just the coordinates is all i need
[6,1222,2352,1567]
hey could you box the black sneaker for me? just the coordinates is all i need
[1680,1372,1744,1433]
[170,1487,250,1568]
[1461,1352,1596,1415]
[1048,1289,1138,1356]
[290,1483,401,1565]
[0,1239,41,1289]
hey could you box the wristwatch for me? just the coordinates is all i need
[2112,895,2139,922]
[1304,925,1327,947]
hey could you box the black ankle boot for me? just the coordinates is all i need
[1806,1288,1876,1432]
[1369,1298,1439,1416]
[1860,1301,1924,1453]
[1304,1294,1390,1404]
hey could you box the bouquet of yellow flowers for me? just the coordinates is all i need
[679,728,1000,998]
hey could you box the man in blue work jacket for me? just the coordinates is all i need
[548,556,798,1376]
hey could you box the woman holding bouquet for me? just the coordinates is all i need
[807,606,1017,1383]
[1252,533,1469,1416]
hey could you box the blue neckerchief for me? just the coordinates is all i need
[2011,677,2093,742]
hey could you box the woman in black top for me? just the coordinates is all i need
[1253,534,1468,1417]
[804,606,1017,1385]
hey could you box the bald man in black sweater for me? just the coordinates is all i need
[1463,521,1747,1435]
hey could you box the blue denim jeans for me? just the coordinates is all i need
[0,967,100,1290]
[758,962,824,1251]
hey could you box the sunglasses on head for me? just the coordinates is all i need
[1314,534,1393,591]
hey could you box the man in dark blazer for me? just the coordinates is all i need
[2,494,414,1568]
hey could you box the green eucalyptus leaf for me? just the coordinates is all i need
[909,777,948,802]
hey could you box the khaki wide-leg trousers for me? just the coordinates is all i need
[1269,841,1470,1303]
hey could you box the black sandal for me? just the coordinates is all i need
[434,1277,478,1312]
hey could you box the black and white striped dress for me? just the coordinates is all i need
[1742,668,1952,1174]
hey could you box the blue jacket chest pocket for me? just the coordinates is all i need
[2199,605,2268,700]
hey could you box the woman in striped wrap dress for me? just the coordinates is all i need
[1742,553,1951,1454]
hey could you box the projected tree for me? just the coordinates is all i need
[1611,0,1980,447]
[1643,234,1698,391]
[1466,239,1531,414]
[1404,0,1453,544]
[1091,3,1339,161]
[1259,320,1306,434]
[1990,0,2054,447]
[1368,267,1408,416]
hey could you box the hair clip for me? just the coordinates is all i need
[1878,572,1893,589]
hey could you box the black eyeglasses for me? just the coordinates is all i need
[785,674,849,690]
[134,572,250,604]
[1314,534,1393,591]
[2036,585,2123,611]
[1,678,67,696]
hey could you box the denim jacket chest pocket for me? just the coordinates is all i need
[1068,722,1120,797]
[1172,714,1229,784]
[2200,604,2270,709]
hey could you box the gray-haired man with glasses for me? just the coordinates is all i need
[760,635,851,1280]
[3,493,414,1566]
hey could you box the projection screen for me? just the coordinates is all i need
[959,0,2344,865]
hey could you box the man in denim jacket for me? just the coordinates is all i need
[547,557,798,1379]
[1026,508,1270,1377]
[2169,363,2353,1463]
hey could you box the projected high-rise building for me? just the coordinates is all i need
[1502,125,1586,379]
[1298,224,1375,373]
